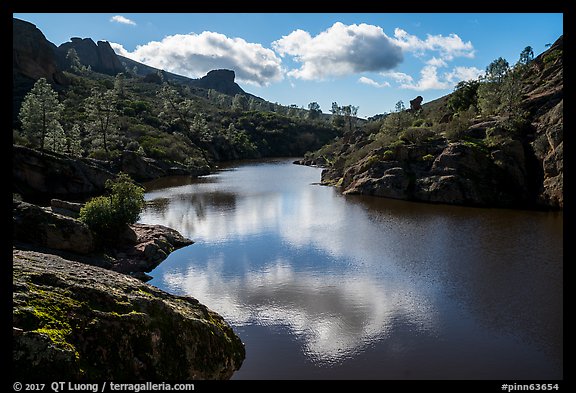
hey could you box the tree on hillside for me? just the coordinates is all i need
[379,100,411,138]
[448,80,480,113]
[44,122,67,153]
[341,104,359,132]
[66,48,85,74]
[232,94,249,112]
[394,100,405,113]
[307,102,322,120]
[157,83,194,132]
[18,77,65,152]
[114,72,126,98]
[190,114,213,143]
[85,88,119,157]
[478,57,510,115]
[478,48,531,120]
[66,123,84,157]
[330,102,344,127]
[484,57,510,83]
[518,46,534,65]
[394,100,407,132]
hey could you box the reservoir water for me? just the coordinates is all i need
[139,158,563,380]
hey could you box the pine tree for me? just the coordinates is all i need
[18,78,64,151]
[66,123,84,156]
[114,72,126,98]
[85,88,118,157]
[44,122,67,153]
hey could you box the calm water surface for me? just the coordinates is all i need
[140,158,563,380]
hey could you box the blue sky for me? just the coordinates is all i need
[13,13,563,118]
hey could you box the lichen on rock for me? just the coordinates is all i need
[13,249,245,380]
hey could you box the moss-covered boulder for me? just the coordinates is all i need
[13,249,245,380]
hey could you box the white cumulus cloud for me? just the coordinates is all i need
[111,32,284,86]
[426,56,448,67]
[444,66,484,83]
[272,22,403,80]
[358,76,390,88]
[388,65,483,92]
[392,28,475,61]
[110,15,136,26]
[380,70,414,84]
[110,42,130,57]
[399,65,451,91]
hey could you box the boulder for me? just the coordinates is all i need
[13,199,95,254]
[13,145,115,203]
[50,199,83,218]
[430,142,491,175]
[118,150,167,182]
[414,175,466,204]
[110,224,194,276]
[410,95,423,111]
[13,249,245,380]
[14,197,194,277]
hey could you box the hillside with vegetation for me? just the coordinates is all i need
[298,36,563,210]
[11,16,563,380]
[12,18,256,379]
[12,17,341,197]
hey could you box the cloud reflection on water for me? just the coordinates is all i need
[140,160,562,374]
[141,164,441,364]
[161,256,437,364]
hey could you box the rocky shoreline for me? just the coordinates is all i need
[13,196,194,281]
[12,147,246,380]
[13,249,245,380]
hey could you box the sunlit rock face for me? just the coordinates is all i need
[13,249,245,380]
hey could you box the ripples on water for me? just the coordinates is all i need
[140,158,563,379]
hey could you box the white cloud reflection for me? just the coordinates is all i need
[162,257,437,364]
[140,164,441,363]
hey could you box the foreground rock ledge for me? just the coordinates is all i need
[13,249,245,380]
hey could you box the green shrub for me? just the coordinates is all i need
[400,127,436,144]
[382,150,395,160]
[543,49,561,65]
[88,149,111,160]
[106,173,145,225]
[78,196,115,236]
[448,80,480,113]
[79,173,145,242]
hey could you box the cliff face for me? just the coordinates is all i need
[13,249,245,380]
[12,18,68,85]
[13,15,254,118]
[521,36,563,208]
[13,145,115,203]
[12,145,210,203]
[194,69,245,96]
[56,37,125,75]
[12,18,69,122]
